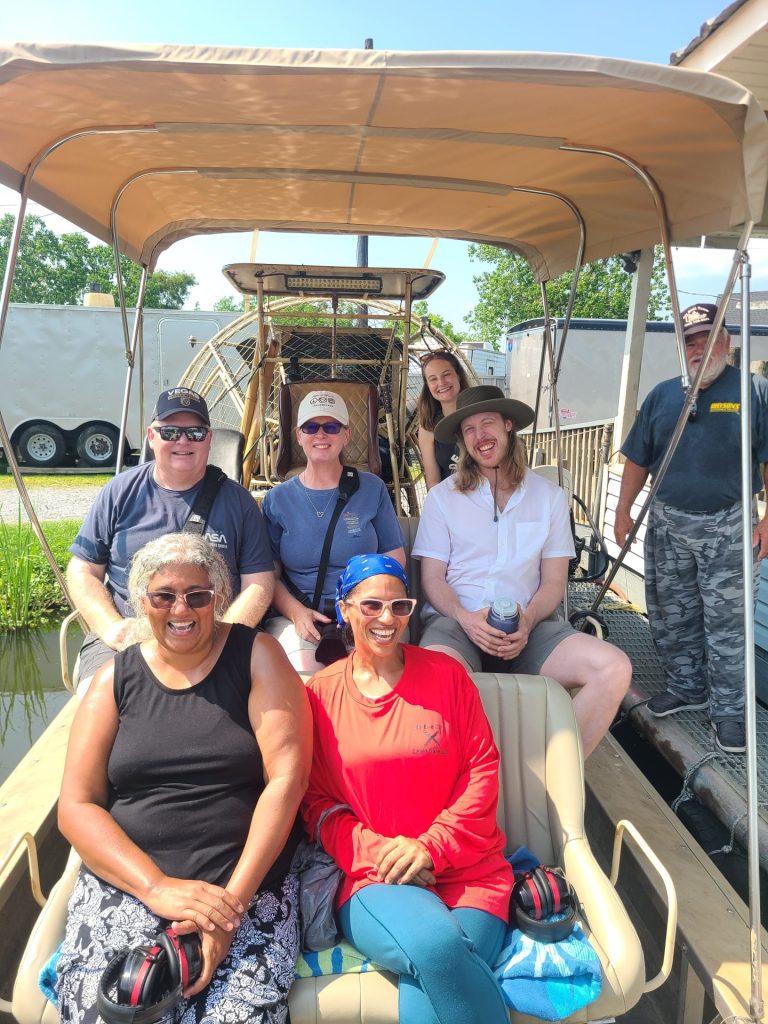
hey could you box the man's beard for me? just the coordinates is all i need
[692,351,727,387]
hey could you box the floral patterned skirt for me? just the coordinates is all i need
[56,866,299,1024]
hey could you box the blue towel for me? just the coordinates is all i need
[38,949,58,1006]
[507,845,540,874]
[495,847,602,1021]
[493,919,601,1021]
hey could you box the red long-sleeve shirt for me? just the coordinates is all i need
[302,645,512,920]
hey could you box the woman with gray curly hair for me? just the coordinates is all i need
[57,532,311,1024]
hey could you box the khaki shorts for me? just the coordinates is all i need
[419,612,576,674]
[264,615,326,674]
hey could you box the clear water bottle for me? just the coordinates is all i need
[487,598,520,634]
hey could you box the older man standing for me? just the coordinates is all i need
[67,386,274,689]
[413,385,631,758]
[615,303,768,754]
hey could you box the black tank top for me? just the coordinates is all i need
[433,415,459,480]
[108,624,300,889]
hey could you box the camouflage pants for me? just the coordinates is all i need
[645,500,758,722]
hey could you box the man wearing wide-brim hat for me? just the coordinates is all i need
[412,385,630,758]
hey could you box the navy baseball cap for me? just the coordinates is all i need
[151,387,210,425]
[681,303,720,339]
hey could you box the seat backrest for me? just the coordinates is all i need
[275,380,381,480]
[532,464,573,506]
[397,515,422,643]
[140,427,245,484]
[472,672,585,864]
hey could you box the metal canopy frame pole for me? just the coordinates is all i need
[114,265,149,474]
[527,337,548,464]
[540,284,569,622]
[561,143,690,390]
[400,276,413,467]
[738,253,764,1024]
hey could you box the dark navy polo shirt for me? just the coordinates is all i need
[621,365,768,512]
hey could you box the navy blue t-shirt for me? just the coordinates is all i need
[621,365,768,512]
[261,472,404,605]
[70,463,273,615]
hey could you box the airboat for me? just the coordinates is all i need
[0,42,766,1023]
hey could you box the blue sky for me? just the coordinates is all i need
[2,0,766,333]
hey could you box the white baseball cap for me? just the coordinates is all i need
[296,390,350,428]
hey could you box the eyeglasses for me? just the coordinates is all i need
[343,598,417,618]
[152,425,210,442]
[299,421,344,435]
[145,588,215,609]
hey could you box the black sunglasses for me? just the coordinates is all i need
[145,588,215,609]
[299,421,344,435]
[152,425,210,442]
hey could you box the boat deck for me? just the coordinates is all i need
[568,581,768,870]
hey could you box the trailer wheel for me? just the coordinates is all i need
[16,423,67,468]
[76,425,120,467]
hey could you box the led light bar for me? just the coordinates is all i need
[285,275,383,294]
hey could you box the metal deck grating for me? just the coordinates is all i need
[568,581,768,859]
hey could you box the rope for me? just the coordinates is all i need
[670,751,720,813]
[708,810,749,857]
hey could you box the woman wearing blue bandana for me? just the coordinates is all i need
[302,554,511,1024]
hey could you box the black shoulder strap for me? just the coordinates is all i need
[310,467,359,610]
[183,465,226,535]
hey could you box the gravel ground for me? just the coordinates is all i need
[0,484,101,522]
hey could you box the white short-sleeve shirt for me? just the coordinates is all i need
[412,468,575,614]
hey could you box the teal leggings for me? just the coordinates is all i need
[338,884,508,1024]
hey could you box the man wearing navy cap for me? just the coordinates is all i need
[67,387,274,691]
[616,303,768,753]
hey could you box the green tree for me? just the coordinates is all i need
[213,294,245,312]
[0,214,196,308]
[466,245,670,348]
[412,301,468,346]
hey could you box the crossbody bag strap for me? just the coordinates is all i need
[310,466,359,610]
[182,465,226,535]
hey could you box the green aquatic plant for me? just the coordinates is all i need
[0,509,35,628]
[0,514,82,631]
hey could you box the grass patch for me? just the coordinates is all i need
[0,518,82,630]
[0,474,111,490]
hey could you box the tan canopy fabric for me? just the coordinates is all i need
[0,44,767,279]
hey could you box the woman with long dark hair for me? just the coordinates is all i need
[417,350,471,489]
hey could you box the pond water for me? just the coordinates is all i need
[0,623,81,785]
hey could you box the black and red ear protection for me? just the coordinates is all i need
[511,866,579,943]
[97,928,202,1024]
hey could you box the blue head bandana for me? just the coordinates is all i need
[335,554,409,624]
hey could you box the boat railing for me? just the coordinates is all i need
[523,419,614,524]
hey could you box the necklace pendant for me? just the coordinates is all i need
[316,510,324,517]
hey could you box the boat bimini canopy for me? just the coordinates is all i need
[0,43,767,281]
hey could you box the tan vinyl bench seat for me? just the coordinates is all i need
[12,675,646,1024]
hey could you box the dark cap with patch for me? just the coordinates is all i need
[681,303,720,338]
[151,387,210,425]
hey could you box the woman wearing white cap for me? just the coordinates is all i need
[262,389,405,672]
